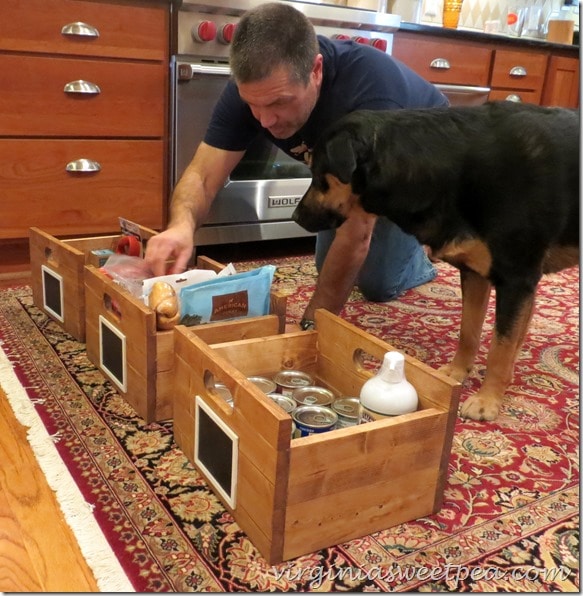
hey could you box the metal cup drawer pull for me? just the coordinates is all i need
[63,80,101,94]
[430,58,451,70]
[61,22,100,38]
[509,66,527,77]
[65,159,101,173]
[505,94,522,102]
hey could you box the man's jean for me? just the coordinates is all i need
[315,217,436,302]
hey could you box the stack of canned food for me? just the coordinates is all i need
[213,369,362,438]
[272,370,361,438]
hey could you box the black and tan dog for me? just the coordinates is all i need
[292,101,579,421]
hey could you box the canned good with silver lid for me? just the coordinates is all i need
[332,397,360,428]
[292,385,335,407]
[214,383,234,407]
[247,376,278,394]
[273,370,314,396]
[269,393,297,413]
[292,405,337,437]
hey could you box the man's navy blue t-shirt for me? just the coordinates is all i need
[204,36,448,164]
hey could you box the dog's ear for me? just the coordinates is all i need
[324,131,358,184]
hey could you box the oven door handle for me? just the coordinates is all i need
[435,84,491,95]
[178,63,232,81]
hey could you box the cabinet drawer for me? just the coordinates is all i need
[1,139,164,239]
[489,89,542,104]
[0,54,166,137]
[0,0,167,60]
[490,50,548,92]
[392,36,492,86]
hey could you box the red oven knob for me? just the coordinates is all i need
[371,38,388,52]
[352,36,370,45]
[218,22,237,44]
[332,33,350,40]
[192,20,217,43]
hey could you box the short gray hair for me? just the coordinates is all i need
[230,2,319,85]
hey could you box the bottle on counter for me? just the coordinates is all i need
[359,351,419,423]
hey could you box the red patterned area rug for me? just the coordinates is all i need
[0,258,579,592]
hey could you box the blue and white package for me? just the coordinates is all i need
[179,265,276,326]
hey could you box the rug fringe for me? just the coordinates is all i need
[0,345,135,593]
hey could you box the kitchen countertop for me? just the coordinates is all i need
[398,21,579,52]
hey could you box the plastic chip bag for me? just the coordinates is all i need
[179,265,276,326]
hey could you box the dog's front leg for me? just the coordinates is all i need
[439,269,491,382]
[460,288,536,421]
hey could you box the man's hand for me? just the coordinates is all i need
[144,222,194,277]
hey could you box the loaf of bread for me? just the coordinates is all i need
[149,281,180,330]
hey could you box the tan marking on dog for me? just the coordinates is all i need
[319,174,359,217]
[433,238,493,278]
[543,245,579,273]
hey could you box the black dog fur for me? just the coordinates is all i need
[293,101,579,420]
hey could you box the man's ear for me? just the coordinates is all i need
[324,131,357,184]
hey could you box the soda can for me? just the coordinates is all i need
[332,397,360,428]
[248,376,277,394]
[273,370,314,396]
[292,386,335,408]
[292,405,337,437]
[269,393,297,413]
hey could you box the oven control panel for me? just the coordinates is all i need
[177,12,395,59]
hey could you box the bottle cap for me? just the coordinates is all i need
[381,351,405,383]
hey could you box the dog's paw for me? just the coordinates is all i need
[459,393,501,421]
[438,363,469,382]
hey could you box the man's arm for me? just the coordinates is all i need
[301,211,377,323]
[145,142,244,276]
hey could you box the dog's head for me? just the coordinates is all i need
[292,117,371,233]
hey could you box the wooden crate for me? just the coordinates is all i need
[173,309,461,565]
[85,256,287,423]
[29,225,157,342]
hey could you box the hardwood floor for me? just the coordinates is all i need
[0,390,99,592]
[0,235,316,592]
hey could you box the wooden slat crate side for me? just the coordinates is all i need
[154,368,176,421]
[29,227,87,341]
[173,350,198,458]
[282,465,440,561]
[172,327,292,562]
[173,328,292,472]
[155,329,175,373]
[84,266,158,421]
[314,309,461,515]
[281,412,448,561]
[212,332,319,379]
[234,450,290,565]
[315,310,461,411]
[187,315,280,345]
[286,409,447,504]
[62,235,119,256]
[269,292,288,334]
[196,255,226,273]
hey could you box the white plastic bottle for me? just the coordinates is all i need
[359,351,419,422]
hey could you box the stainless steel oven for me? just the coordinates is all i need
[171,0,400,246]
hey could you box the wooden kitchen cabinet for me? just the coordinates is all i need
[489,48,548,104]
[1,139,165,238]
[393,29,579,109]
[0,0,169,266]
[541,55,580,108]
[392,35,492,87]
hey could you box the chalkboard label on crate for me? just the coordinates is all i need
[195,395,239,508]
[98,315,127,393]
[41,265,64,322]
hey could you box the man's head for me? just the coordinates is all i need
[230,2,322,139]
